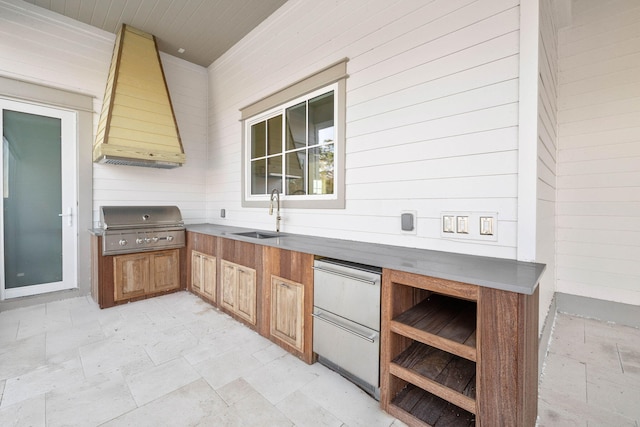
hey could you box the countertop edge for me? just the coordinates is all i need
[184,223,546,295]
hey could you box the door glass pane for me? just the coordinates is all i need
[286,102,306,150]
[308,144,334,195]
[267,115,282,155]
[286,150,306,195]
[3,110,62,288]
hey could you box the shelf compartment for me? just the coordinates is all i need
[391,341,476,414]
[391,294,476,362]
[389,383,475,427]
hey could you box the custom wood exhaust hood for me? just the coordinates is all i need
[93,24,185,169]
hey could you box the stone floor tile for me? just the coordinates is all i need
[102,378,227,427]
[539,351,587,403]
[142,325,198,365]
[224,383,294,427]
[45,372,136,427]
[0,394,45,427]
[300,369,395,427]
[243,353,320,404]
[216,378,258,406]
[79,334,151,377]
[276,389,344,427]
[124,357,201,407]
[0,354,84,408]
[194,347,263,390]
[45,319,105,359]
[0,334,46,381]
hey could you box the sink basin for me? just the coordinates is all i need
[233,231,280,239]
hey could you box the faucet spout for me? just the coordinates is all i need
[269,188,281,232]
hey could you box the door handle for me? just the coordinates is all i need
[58,207,73,226]
[312,311,377,343]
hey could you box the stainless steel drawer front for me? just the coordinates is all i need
[313,260,381,331]
[312,308,380,390]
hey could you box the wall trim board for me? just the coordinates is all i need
[538,293,557,378]
[556,292,640,328]
[517,0,540,262]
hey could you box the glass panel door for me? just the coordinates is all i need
[1,99,77,299]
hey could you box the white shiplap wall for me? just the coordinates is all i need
[537,0,558,327]
[557,0,640,304]
[208,0,522,259]
[0,0,209,225]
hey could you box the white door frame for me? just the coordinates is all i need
[0,98,78,300]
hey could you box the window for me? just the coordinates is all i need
[247,86,336,199]
[240,59,347,209]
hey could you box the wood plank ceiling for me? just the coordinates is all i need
[22,0,288,67]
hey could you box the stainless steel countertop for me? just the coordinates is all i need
[185,223,545,295]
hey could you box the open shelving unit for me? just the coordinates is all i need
[381,271,479,426]
[380,269,539,427]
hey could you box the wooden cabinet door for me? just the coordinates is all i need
[114,253,149,301]
[150,249,180,293]
[270,276,304,352]
[191,251,203,293]
[236,266,257,325]
[221,260,237,312]
[201,254,216,301]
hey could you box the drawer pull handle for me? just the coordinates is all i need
[312,312,377,343]
[312,266,378,285]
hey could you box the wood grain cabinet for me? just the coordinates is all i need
[270,276,304,352]
[113,249,180,303]
[221,259,257,325]
[191,251,216,301]
[263,247,314,363]
[381,268,538,427]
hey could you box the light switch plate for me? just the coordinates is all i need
[442,215,455,233]
[456,216,469,234]
[480,216,493,235]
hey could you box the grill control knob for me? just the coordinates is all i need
[144,237,152,243]
[118,239,127,246]
[152,237,159,243]
[136,238,144,244]
[167,235,174,242]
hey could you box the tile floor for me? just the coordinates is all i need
[0,292,404,427]
[0,292,638,426]
[537,313,640,426]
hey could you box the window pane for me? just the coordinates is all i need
[286,101,306,150]
[286,150,306,195]
[267,115,282,155]
[251,159,266,194]
[251,121,266,159]
[267,156,283,193]
[308,144,334,195]
[308,92,334,147]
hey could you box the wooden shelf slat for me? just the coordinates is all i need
[390,363,476,415]
[390,383,476,426]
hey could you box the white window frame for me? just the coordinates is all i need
[243,83,341,206]
[240,59,347,209]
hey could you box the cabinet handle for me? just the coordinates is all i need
[279,282,291,289]
[312,312,377,343]
[312,266,378,285]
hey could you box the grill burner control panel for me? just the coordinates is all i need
[102,228,185,255]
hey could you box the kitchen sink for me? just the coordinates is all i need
[233,231,281,239]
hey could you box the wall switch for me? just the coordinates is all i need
[456,216,469,234]
[220,208,226,218]
[480,216,493,235]
[443,215,455,233]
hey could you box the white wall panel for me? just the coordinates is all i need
[207,0,522,258]
[557,0,640,304]
[0,0,208,224]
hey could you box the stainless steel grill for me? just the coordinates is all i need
[100,205,185,255]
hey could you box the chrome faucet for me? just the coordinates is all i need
[269,188,281,232]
